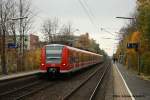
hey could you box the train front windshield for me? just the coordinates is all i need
[46,46,64,64]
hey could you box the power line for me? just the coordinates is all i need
[78,0,97,28]
[82,0,95,19]
[101,28,117,36]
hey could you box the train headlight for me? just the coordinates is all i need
[62,63,66,66]
[41,63,45,66]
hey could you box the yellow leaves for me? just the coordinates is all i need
[73,32,101,53]
[126,31,140,54]
[24,49,41,70]
[137,0,150,7]
[75,33,90,49]
[130,31,140,43]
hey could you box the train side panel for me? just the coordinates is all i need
[40,47,46,71]
[59,47,70,72]
[61,47,103,73]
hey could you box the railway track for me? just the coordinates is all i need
[0,73,59,100]
[0,80,42,97]
[15,81,57,100]
[0,74,40,94]
[89,62,111,100]
[0,79,58,100]
[62,61,111,100]
[0,61,110,100]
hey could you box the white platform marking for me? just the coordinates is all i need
[114,64,135,100]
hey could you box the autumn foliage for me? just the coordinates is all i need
[0,49,41,74]
[116,0,150,75]
[24,49,41,71]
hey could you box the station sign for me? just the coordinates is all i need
[8,43,18,48]
[127,43,138,49]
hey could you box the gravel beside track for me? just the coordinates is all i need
[63,61,111,100]
[93,61,112,100]
[0,74,40,94]
[63,65,105,100]
[0,73,50,100]
[25,62,109,100]
[0,80,57,100]
[0,61,111,100]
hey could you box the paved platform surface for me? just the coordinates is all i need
[0,70,40,81]
[113,63,133,100]
[116,63,150,100]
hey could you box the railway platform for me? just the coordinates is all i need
[113,63,134,100]
[108,62,150,100]
[0,70,41,81]
[114,63,150,100]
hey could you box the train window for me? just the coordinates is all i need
[82,53,85,62]
[69,57,73,64]
[78,52,81,63]
[74,51,78,63]
[69,50,73,64]
[46,46,64,50]
[76,52,79,63]
[46,46,64,64]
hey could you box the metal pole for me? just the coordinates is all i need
[0,24,7,74]
[138,41,141,75]
[19,0,23,71]
[116,16,141,75]
[0,4,7,74]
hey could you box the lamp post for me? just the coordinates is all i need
[116,17,135,20]
[116,16,141,75]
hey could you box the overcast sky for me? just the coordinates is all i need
[31,0,136,56]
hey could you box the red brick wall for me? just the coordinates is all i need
[30,34,39,50]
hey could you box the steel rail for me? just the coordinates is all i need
[62,63,106,100]
[0,76,58,100]
[15,82,57,100]
[17,63,105,100]
[89,62,111,100]
[0,80,42,97]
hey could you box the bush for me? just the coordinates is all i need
[141,52,150,75]
[6,50,18,73]
[24,49,41,71]
[127,50,138,71]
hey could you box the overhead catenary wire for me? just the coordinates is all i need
[82,0,96,19]
[101,28,117,37]
[77,0,97,29]
[80,0,120,36]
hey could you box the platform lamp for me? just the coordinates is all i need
[116,16,141,75]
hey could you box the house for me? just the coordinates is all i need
[28,34,39,50]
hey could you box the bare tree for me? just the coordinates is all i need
[53,17,59,34]
[42,17,59,43]
[16,0,34,71]
[58,23,76,45]
[0,0,34,73]
[8,1,17,44]
[0,0,17,74]
[42,19,53,43]
[60,23,73,35]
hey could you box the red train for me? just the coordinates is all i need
[40,44,103,74]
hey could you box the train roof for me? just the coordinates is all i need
[66,46,102,57]
[45,44,103,57]
[46,44,64,47]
